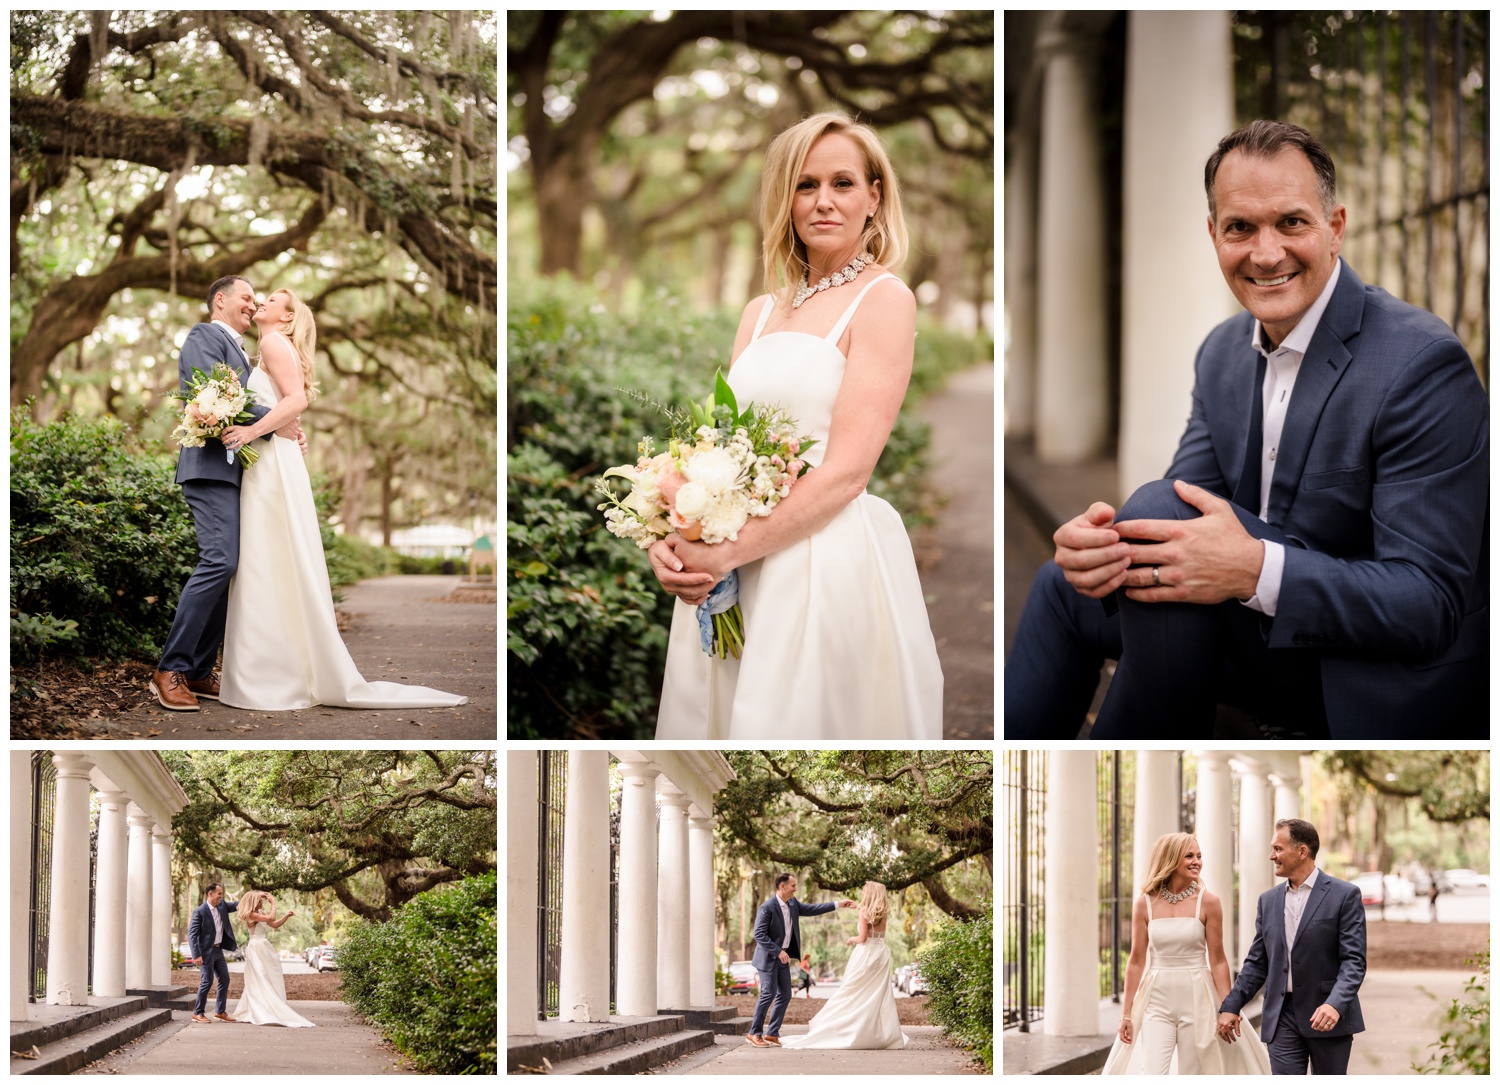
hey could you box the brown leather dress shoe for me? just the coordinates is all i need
[745,1035,770,1048]
[185,674,221,700]
[763,1035,782,1047]
[214,1013,233,1022]
[191,1014,210,1023]
[151,671,200,711]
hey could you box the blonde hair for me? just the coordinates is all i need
[237,889,273,925]
[1140,833,1199,898]
[858,880,889,926]
[759,112,909,307]
[261,287,320,403]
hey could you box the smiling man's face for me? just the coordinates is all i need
[1208,147,1346,348]
[215,279,259,334]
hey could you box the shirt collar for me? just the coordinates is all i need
[1287,866,1320,894]
[211,319,247,345]
[1251,257,1343,357]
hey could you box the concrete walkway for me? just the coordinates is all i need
[1004,969,1471,1075]
[118,575,496,739]
[913,362,996,738]
[77,1003,414,1075]
[661,1026,983,1075]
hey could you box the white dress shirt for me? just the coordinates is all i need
[1283,866,1319,991]
[779,897,792,949]
[211,902,224,946]
[1241,259,1343,617]
[211,318,250,361]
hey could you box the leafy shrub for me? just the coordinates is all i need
[1416,946,1489,1074]
[507,277,983,737]
[395,553,455,575]
[339,871,496,1075]
[11,410,198,661]
[916,900,993,1071]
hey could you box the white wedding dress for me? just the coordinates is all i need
[781,931,907,1049]
[230,921,314,1027]
[220,350,467,710]
[1101,892,1271,1074]
[655,275,943,738]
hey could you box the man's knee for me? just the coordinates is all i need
[1117,478,1202,525]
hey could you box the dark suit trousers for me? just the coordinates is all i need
[750,960,792,1037]
[193,944,230,1015]
[1006,479,1326,738]
[159,480,240,677]
[1269,1002,1352,1075]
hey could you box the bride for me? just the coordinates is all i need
[217,288,466,711]
[650,112,942,739]
[229,890,314,1027]
[1102,833,1270,1074]
[782,881,907,1049]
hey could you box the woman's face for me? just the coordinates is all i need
[254,291,294,330]
[1175,841,1203,882]
[793,132,880,263]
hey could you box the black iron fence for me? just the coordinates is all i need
[1002,750,1045,1032]
[536,750,566,1019]
[28,751,56,1002]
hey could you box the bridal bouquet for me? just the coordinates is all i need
[595,370,815,658]
[168,363,260,468]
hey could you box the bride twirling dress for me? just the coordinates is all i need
[230,920,313,1028]
[1102,890,1270,1074]
[781,930,907,1049]
[220,351,467,711]
[655,275,943,739]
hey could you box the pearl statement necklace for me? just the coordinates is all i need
[792,251,875,309]
[1159,879,1200,904]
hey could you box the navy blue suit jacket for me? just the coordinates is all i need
[173,322,272,487]
[187,898,240,959]
[751,895,836,972]
[1220,871,1366,1042]
[1166,261,1487,733]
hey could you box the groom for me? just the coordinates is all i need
[151,275,303,711]
[746,872,855,1048]
[1218,818,1366,1073]
[186,883,240,1023]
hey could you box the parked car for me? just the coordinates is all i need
[177,941,193,960]
[1352,872,1385,907]
[316,947,339,972]
[726,962,758,995]
[1441,869,1488,894]
[305,945,325,968]
[906,965,928,996]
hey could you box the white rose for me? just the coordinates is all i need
[674,481,711,522]
[683,447,743,493]
[699,493,751,543]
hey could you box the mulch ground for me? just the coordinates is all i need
[169,968,345,1001]
[718,993,932,1026]
[11,659,159,738]
[1367,922,1488,969]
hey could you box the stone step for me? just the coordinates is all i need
[661,1005,737,1027]
[9,996,150,1051]
[506,1015,683,1071]
[539,1028,715,1075]
[10,1006,171,1076]
[127,984,191,1009]
[709,1015,754,1037]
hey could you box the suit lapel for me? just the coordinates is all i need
[1266,265,1363,525]
[1229,343,1264,500]
[1292,874,1333,946]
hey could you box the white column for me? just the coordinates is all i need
[92,787,131,997]
[1119,11,1237,497]
[1035,23,1109,464]
[151,827,174,985]
[616,763,661,1016]
[1132,752,1179,895]
[125,803,155,990]
[1236,758,1274,970]
[688,812,716,1009]
[1269,752,1304,823]
[1005,128,1038,439]
[656,789,693,1010]
[1044,751,1098,1036]
[558,751,610,1023]
[506,753,539,1036]
[46,752,95,1005]
[1194,751,1236,959]
[12,754,34,1020]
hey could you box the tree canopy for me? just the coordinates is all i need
[507,10,993,322]
[12,11,497,541]
[715,750,991,919]
[166,749,496,922]
[1323,751,1489,824]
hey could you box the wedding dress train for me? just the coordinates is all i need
[780,934,907,1049]
[230,922,314,1027]
[220,356,466,710]
[655,274,943,739]
[1101,892,1270,1074]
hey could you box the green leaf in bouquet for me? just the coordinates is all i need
[712,368,740,424]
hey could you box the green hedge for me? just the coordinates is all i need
[338,871,497,1074]
[507,277,983,738]
[916,901,993,1071]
